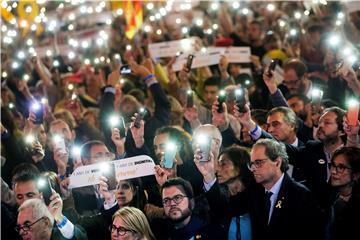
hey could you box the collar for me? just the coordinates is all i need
[291,138,299,147]
[267,173,285,196]
[323,143,344,162]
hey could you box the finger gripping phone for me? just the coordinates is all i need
[102,163,117,191]
[267,59,279,77]
[235,87,246,113]
[118,116,126,138]
[38,177,53,206]
[185,54,195,72]
[186,90,194,108]
[198,138,212,162]
[134,109,146,129]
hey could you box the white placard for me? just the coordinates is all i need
[172,48,226,71]
[224,47,251,63]
[68,155,155,189]
[148,38,197,59]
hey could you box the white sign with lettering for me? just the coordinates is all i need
[68,155,155,189]
[148,38,197,59]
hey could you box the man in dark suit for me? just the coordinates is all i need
[17,198,87,240]
[247,139,323,240]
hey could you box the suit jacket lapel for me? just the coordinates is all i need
[268,174,290,227]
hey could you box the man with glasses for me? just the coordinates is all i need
[247,139,323,240]
[151,177,227,240]
[72,140,116,216]
[17,198,87,240]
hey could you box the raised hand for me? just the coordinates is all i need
[98,176,116,204]
[262,66,278,94]
[194,148,216,184]
[233,103,256,131]
[47,189,64,223]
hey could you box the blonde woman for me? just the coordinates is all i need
[111,207,155,240]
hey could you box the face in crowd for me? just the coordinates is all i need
[14,180,41,207]
[267,112,296,144]
[204,85,219,107]
[217,153,239,184]
[249,145,282,187]
[162,185,192,225]
[115,180,135,208]
[316,111,344,144]
[49,120,75,149]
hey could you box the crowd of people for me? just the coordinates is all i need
[1,1,360,240]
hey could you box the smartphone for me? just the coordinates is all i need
[38,177,53,206]
[347,100,359,126]
[185,54,195,72]
[164,143,177,169]
[134,109,146,128]
[311,88,323,106]
[53,135,66,154]
[267,59,279,77]
[217,90,226,113]
[186,90,194,108]
[31,102,44,125]
[235,87,246,113]
[102,162,117,191]
[118,116,126,138]
[198,138,212,162]
[120,64,131,75]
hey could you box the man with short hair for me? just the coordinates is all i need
[248,139,322,240]
[285,93,310,121]
[152,177,227,240]
[17,198,87,240]
[72,140,115,216]
[266,107,303,147]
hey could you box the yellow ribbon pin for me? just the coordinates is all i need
[276,200,282,208]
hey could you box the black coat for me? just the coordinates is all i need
[248,174,323,240]
[151,181,228,240]
[50,224,88,240]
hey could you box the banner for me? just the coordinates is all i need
[68,155,155,189]
[172,47,251,71]
[172,48,225,71]
[148,37,197,59]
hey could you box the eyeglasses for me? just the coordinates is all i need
[266,121,284,129]
[282,78,302,86]
[89,152,115,160]
[330,163,352,174]
[15,217,45,233]
[247,158,269,170]
[111,225,135,236]
[162,194,187,207]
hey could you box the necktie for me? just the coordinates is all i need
[265,191,273,224]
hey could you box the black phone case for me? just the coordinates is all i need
[105,163,117,191]
[235,89,246,113]
[41,178,53,206]
[118,117,126,138]
[134,111,145,128]
[267,59,279,77]
[34,106,44,125]
[186,91,194,108]
[217,94,226,113]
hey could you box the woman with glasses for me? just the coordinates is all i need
[326,147,360,240]
[111,207,155,240]
[217,145,255,240]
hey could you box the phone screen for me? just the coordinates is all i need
[164,150,176,169]
[31,102,44,125]
[120,64,131,75]
[118,117,126,139]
